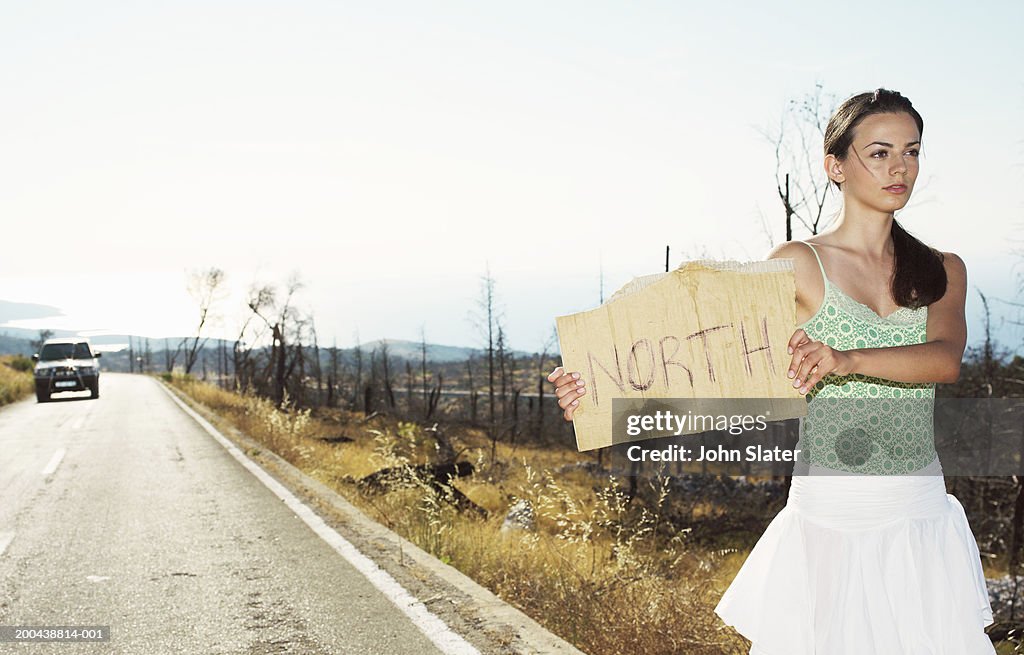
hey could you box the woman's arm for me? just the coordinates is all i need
[849,251,967,384]
[788,251,968,390]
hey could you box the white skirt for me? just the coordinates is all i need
[714,455,996,654]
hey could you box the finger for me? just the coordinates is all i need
[787,337,812,378]
[547,366,564,382]
[789,343,818,386]
[801,350,833,392]
[799,347,833,392]
[553,371,583,395]
[788,342,811,382]
[557,383,586,405]
[563,398,579,421]
[798,362,821,394]
[787,329,808,355]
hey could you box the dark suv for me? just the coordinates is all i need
[32,338,102,402]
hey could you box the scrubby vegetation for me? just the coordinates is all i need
[0,355,33,406]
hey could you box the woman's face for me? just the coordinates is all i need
[828,111,921,213]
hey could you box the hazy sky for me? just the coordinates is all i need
[2,1,1022,356]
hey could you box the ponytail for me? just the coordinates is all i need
[891,219,947,309]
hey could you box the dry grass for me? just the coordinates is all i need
[0,355,33,406]
[171,376,751,655]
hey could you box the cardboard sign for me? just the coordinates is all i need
[555,259,808,452]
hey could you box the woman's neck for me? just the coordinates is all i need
[826,199,896,260]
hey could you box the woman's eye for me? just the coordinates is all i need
[906,149,920,157]
[871,150,887,158]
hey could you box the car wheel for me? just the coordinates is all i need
[36,390,50,403]
[89,382,99,399]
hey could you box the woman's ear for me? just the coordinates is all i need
[824,154,844,184]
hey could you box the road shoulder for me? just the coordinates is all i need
[160,379,588,655]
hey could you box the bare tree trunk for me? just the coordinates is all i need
[381,340,396,409]
[510,388,521,448]
[497,325,508,422]
[365,349,378,415]
[232,341,244,391]
[295,343,306,407]
[352,338,364,407]
[184,267,225,375]
[274,324,286,406]
[363,383,374,415]
[466,357,478,424]
[427,372,442,420]
[329,340,339,408]
[405,361,413,415]
[480,270,497,458]
[307,321,320,407]
[420,327,430,420]
[785,173,793,241]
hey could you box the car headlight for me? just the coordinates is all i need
[79,366,95,374]
[35,369,51,378]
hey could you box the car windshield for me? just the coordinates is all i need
[39,343,93,361]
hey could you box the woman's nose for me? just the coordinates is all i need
[890,154,908,174]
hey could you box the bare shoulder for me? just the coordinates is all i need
[764,240,825,309]
[764,240,824,276]
[939,251,967,300]
[941,251,967,281]
[765,239,819,264]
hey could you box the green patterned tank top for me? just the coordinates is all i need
[795,241,937,475]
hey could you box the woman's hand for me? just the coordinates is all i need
[786,329,856,394]
[546,366,586,421]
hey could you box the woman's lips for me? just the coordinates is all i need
[884,185,907,194]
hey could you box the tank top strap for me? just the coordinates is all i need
[802,241,829,289]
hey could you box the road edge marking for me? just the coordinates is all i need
[157,381,481,655]
[0,531,14,557]
[41,448,66,476]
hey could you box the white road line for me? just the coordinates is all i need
[0,532,13,556]
[159,383,481,655]
[71,415,86,431]
[41,449,66,476]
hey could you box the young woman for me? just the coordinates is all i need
[547,89,995,653]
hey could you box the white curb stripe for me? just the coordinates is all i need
[42,449,66,476]
[0,532,14,557]
[159,382,480,655]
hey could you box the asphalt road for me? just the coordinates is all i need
[0,373,461,654]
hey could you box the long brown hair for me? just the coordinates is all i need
[823,88,946,309]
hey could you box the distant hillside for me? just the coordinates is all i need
[0,333,33,356]
[0,300,63,323]
[0,325,139,346]
[0,330,548,365]
[351,338,542,363]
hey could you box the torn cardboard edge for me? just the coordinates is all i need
[607,259,795,305]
